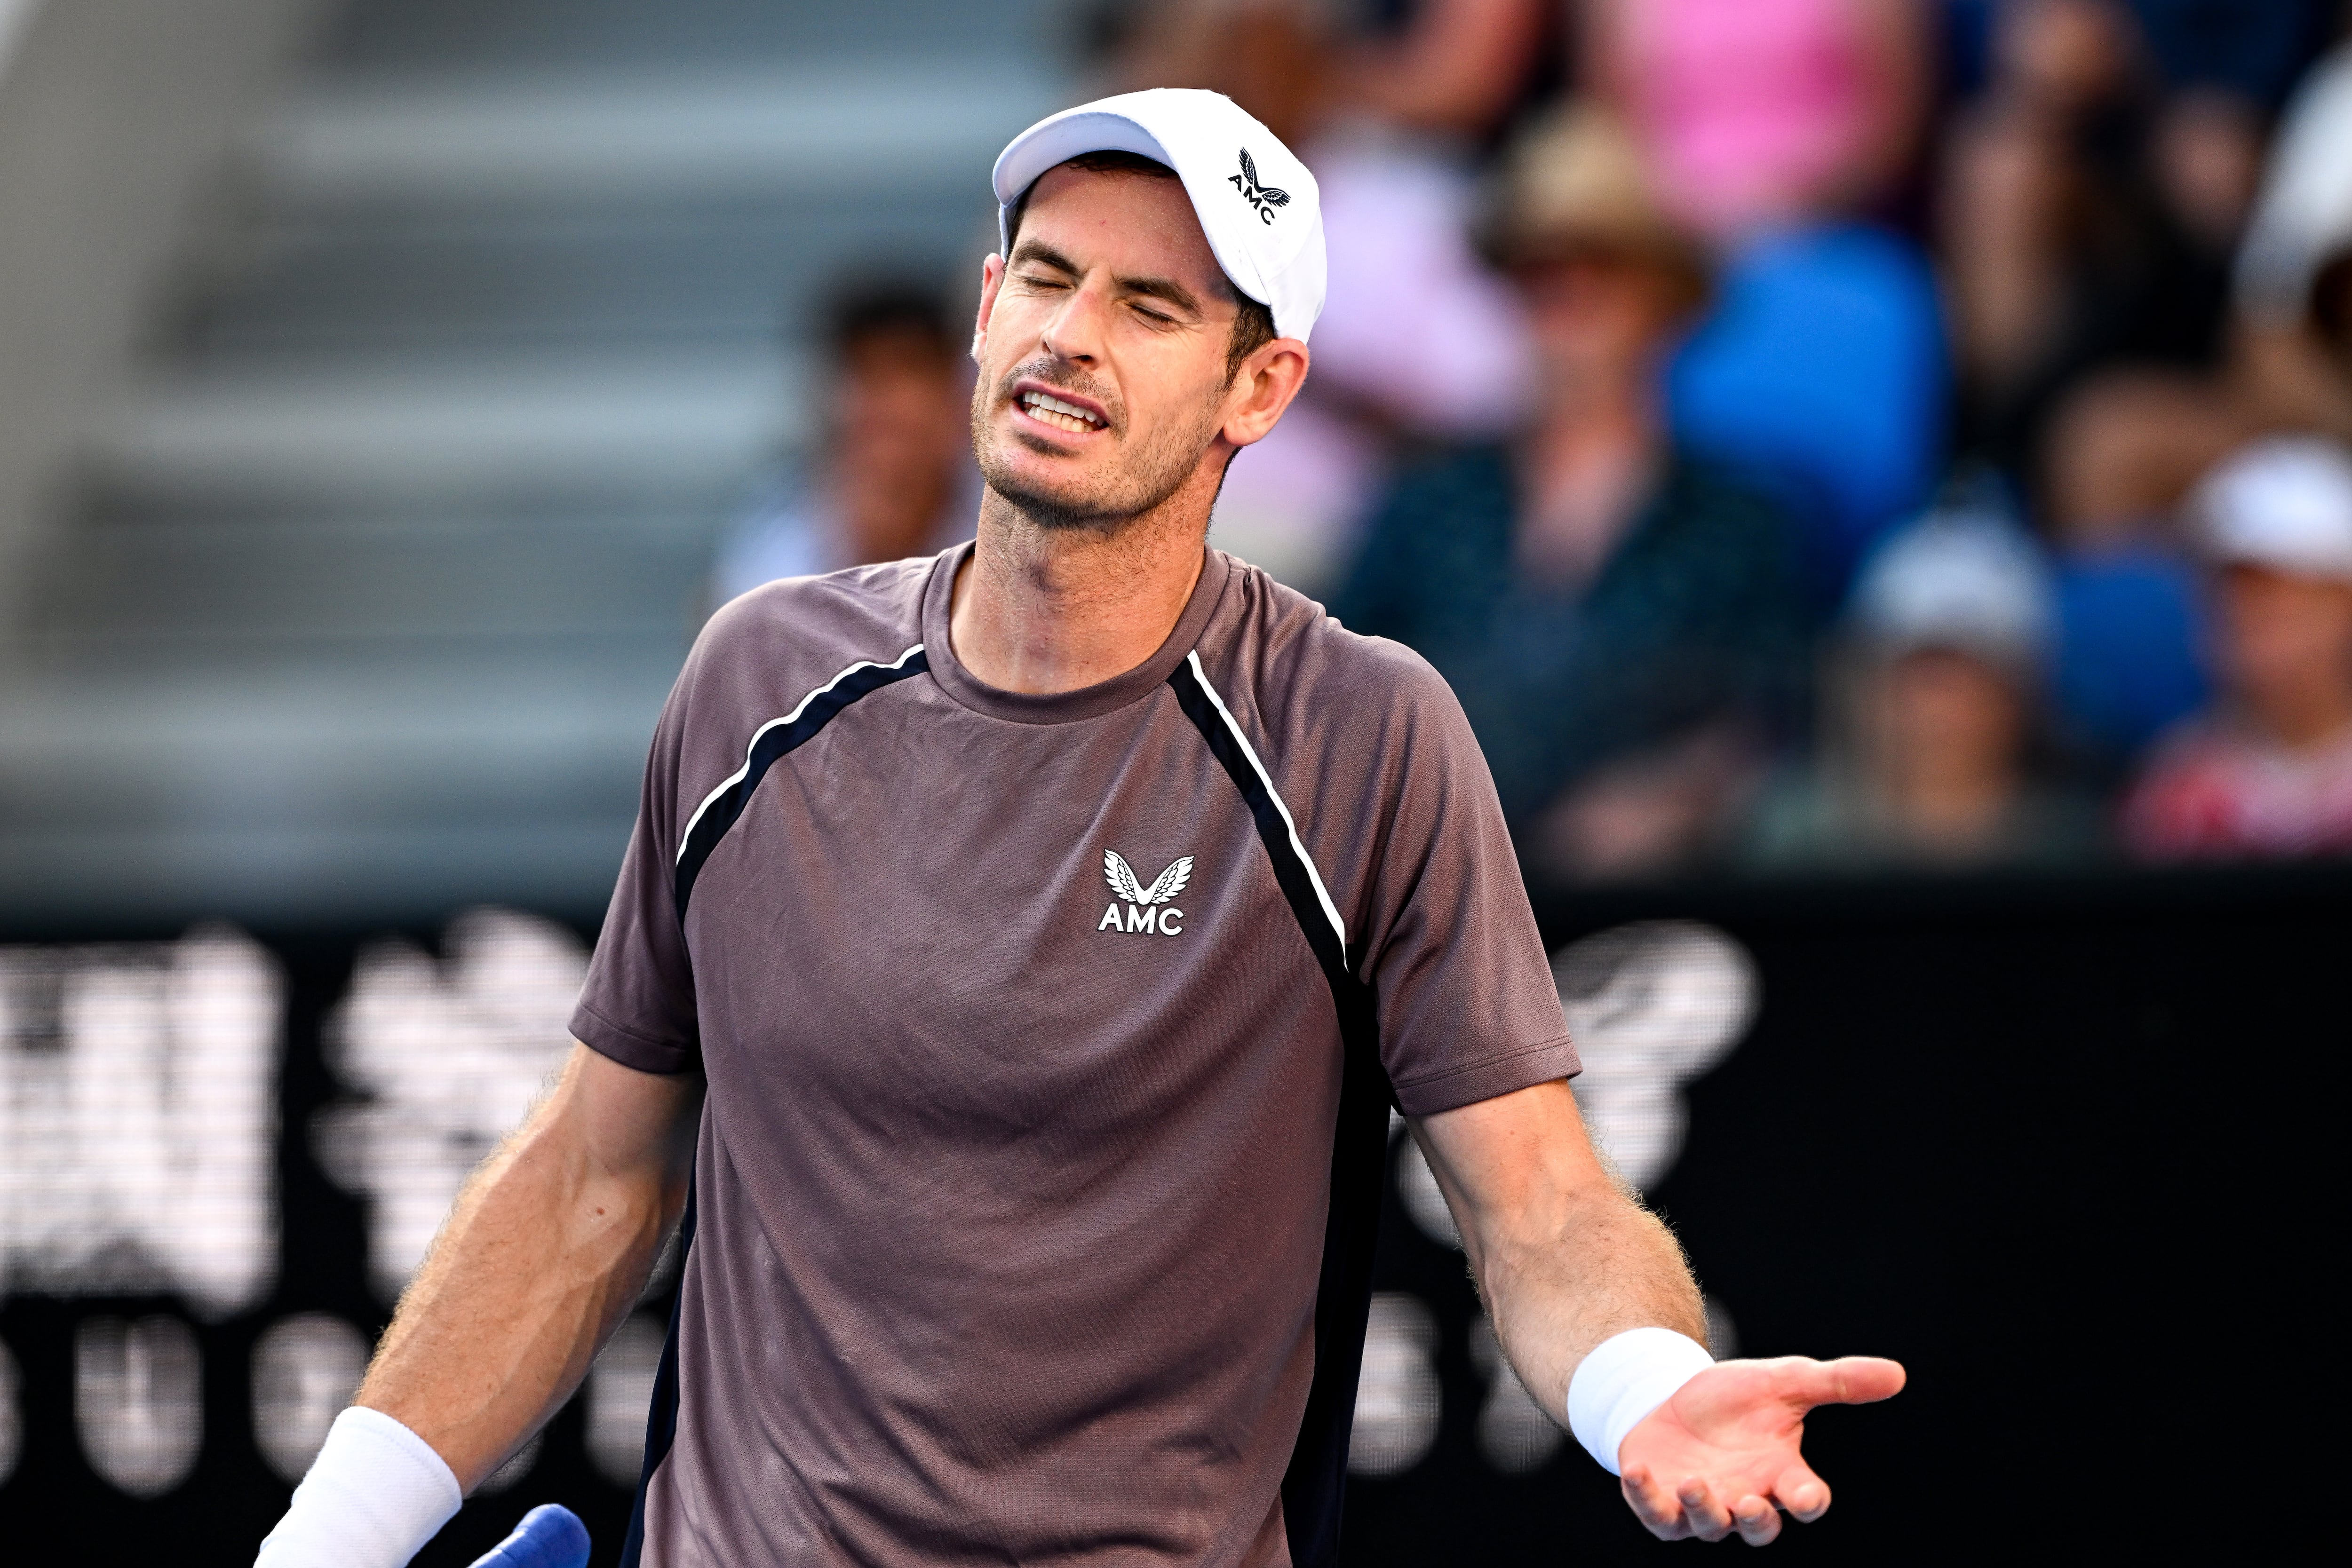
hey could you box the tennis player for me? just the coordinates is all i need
[256,90,1901,1568]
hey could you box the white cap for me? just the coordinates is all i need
[2235,44,2352,322]
[2192,435,2352,583]
[1849,509,2055,670]
[991,88,1327,343]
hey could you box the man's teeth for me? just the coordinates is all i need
[1020,391,1103,433]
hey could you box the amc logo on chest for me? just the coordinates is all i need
[1097,849,1191,937]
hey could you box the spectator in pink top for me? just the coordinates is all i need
[1584,0,1926,241]
[1585,0,1947,588]
[2124,436,2352,859]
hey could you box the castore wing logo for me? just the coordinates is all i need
[1228,148,1289,223]
[1099,849,1192,936]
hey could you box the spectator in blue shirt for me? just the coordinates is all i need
[712,282,977,605]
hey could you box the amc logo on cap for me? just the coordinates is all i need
[1228,148,1289,224]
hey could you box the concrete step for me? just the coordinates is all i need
[8,0,1078,922]
[319,0,1066,74]
[245,63,1057,210]
[178,198,986,358]
[25,508,721,650]
[84,348,800,507]
[0,645,680,919]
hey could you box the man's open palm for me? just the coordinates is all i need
[1617,1356,1905,1545]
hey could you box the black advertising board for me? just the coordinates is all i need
[0,866,2337,1563]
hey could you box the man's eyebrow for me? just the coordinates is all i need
[1009,240,1081,277]
[1008,240,1212,318]
[1115,272,1207,316]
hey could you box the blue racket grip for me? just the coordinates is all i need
[467,1503,590,1568]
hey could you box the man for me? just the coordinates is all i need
[1332,106,1805,880]
[2126,435,2352,857]
[711,282,978,602]
[257,90,1899,1568]
[1747,504,2101,869]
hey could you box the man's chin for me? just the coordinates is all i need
[978,452,1122,530]
[981,483,1115,531]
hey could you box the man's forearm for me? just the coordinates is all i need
[1413,1080,1705,1420]
[357,1052,695,1489]
[1471,1177,1705,1420]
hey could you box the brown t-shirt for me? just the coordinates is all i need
[574,544,1576,1568]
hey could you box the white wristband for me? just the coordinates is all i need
[254,1406,463,1568]
[1566,1327,1716,1476]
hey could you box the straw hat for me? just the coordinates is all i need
[1480,103,1711,307]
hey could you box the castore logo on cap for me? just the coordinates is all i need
[1228,149,1289,224]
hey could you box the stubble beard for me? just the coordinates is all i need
[970,357,1224,534]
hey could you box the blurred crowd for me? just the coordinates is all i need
[721,0,2352,885]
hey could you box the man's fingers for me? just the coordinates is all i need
[1783,1355,1906,1409]
[1677,1476,1734,1542]
[1772,1461,1832,1523]
[1732,1495,1782,1547]
[1621,1463,1687,1539]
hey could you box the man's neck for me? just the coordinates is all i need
[948,488,1210,695]
[1886,752,2018,852]
[1518,376,1659,586]
[2250,677,2352,752]
[1529,372,1656,477]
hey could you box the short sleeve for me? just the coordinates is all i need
[1329,647,1578,1117]
[572,669,703,1075]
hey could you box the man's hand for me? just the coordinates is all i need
[1411,1085,1905,1543]
[1618,1355,1905,1545]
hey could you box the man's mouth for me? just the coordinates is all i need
[1017,388,1107,434]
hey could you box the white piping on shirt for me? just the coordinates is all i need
[1184,649,1347,950]
[677,642,926,863]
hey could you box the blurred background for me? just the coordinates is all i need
[0,0,2344,1561]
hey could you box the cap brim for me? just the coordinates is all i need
[993,109,1286,324]
[994,111,1178,241]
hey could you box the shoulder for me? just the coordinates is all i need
[1658,450,1794,525]
[1632,453,1802,588]
[1378,443,1512,514]
[676,554,935,719]
[2132,715,2239,779]
[1199,557,1470,746]
[1345,444,1515,609]
[1729,222,1939,308]
[2124,712,2242,791]
[1740,766,1864,868]
[703,554,927,648]
[2121,719,2243,855]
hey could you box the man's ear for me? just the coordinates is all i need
[1221,339,1311,451]
[972,253,1006,365]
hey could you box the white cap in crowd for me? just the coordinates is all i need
[992,88,1327,343]
[1849,508,2055,672]
[2235,44,2352,322]
[2191,435,2352,584]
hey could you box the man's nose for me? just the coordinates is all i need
[1040,277,1112,364]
